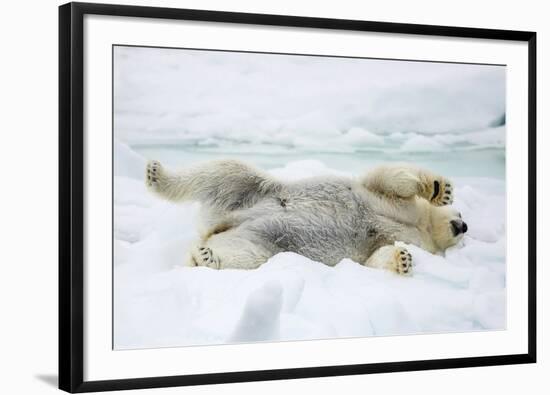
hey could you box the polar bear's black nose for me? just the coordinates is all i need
[451,220,468,236]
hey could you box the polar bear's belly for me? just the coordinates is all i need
[242,188,387,266]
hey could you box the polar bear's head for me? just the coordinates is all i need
[430,205,468,250]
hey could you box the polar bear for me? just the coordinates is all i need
[145,159,467,275]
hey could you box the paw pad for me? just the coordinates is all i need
[395,247,412,276]
[146,160,162,188]
[196,246,220,269]
[431,179,454,206]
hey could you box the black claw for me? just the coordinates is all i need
[400,251,405,255]
[203,257,208,262]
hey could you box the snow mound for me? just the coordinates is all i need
[269,159,351,180]
[114,46,505,149]
[114,140,146,180]
[400,134,445,152]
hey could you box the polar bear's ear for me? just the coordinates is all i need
[360,164,421,199]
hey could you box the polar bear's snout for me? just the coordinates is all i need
[450,219,468,236]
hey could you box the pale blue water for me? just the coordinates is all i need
[132,144,505,180]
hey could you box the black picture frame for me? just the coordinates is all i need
[59,2,537,393]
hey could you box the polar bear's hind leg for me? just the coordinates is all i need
[188,246,220,269]
[146,159,282,211]
[188,230,274,270]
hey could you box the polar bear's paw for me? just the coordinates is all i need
[428,178,454,206]
[365,245,413,276]
[392,247,413,276]
[145,160,165,190]
[193,246,221,269]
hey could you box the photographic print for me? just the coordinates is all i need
[113,45,506,350]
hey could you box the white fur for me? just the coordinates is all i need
[146,160,465,275]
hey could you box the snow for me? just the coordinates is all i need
[114,46,505,154]
[400,134,445,152]
[113,143,506,349]
[113,46,506,349]
[114,140,146,180]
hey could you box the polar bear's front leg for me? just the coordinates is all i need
[361,164,453,206]
[365,245,413,276]
[421,173,454,207]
